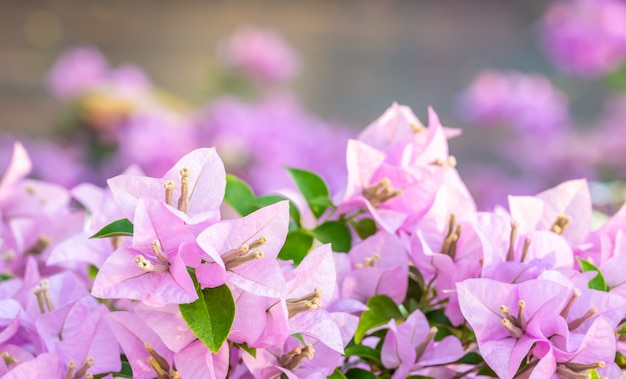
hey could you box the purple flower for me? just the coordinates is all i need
[47,46,108,99]
[540,0,626,77]
[217,26,300,85]
[458,70,571,136]
[381,309,464,379]
[91,199,200,305]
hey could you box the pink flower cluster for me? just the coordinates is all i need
[540,0,626,78]
[2,103,625,378]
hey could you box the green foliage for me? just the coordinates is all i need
[179,281,236,353]
[286,167,332,218]
[328,369,348,379]
[313,221,352,252]
[425,308,455,341]
[234,342,256,358]
[588,369,601,379]
[344,344,382,366]
[257,194,301,226]
[345,368,379,379]
[457,352,484,365]
[354,295,403,344]
[90,218,134,238]
[278,229,314,264]
[577,257,608,291]
[351,218,378,239]
[224,174,259,216]
[225,175,302,227]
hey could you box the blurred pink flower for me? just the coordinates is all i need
[540,0,626,77]
[459,70,571,136]
[218,26,301,84]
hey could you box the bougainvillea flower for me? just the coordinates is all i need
[174,340,229,379]
[508,179,592,244]
[242,335,342,379]
[134,303,197,354]
[339,140,443,233]
[195,200,289,297]
[91,199,201,305]
[457,278,569,379]
[1,351,64,379]
[341,231,408,304]
[381,309,464,379]
[108,147,226,225]
[358,103,460,164]
[105,311,176,379]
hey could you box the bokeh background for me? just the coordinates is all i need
[1,0,625,211]
[0,1,546,134]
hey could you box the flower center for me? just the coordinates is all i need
[550,214,572,235]
[1,352,18,366]
[222,236,267,270]
[286,287,323,317]
[362,178,402,207]
[163,168,191,214]
[33,279,54,314]
[145,343,181,379]
[26,235,53,255]
[65,358,94,379]
[441,213,462,259]
[278,344,315,371]
[356,253,381,269]
[500,300,526,338]
[431,156,457,168]
[556,361,605,379]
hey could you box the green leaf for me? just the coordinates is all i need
[179,283,236,353]
[343,345,381,365]
[328,368,348,379]
[234,342,256,358]
[88,265,99,280]
[256,194,301,227]
[345,368,378,379]
[577,258,608,291]
[457,352,484,365]
[286,168,332,219]
[588,369,601,379]
[351,218,377,240]
[0,274,12,281]
[224,174,258,216]
[313,221,352,253]
[426,308,454,340]
[477,365,498,377]
[278,229,313,264]
[90,218,133,238]
[354,295,403,343]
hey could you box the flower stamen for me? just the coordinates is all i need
[33,279,54,313]
[550,214,572,235]
[135,255,169,273]
[151,241,169,264]
[560,288,581,318]
[286,288,322,317]
[163,180,175,206]
[177,168,190,214]
[279,344,315,371]
[507,221,518,262]
[362,178,402,207]
[568,307,598,331]
[356,253,381,269]
[415,327,437,361]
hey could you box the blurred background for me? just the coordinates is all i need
[1,0,626,211]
